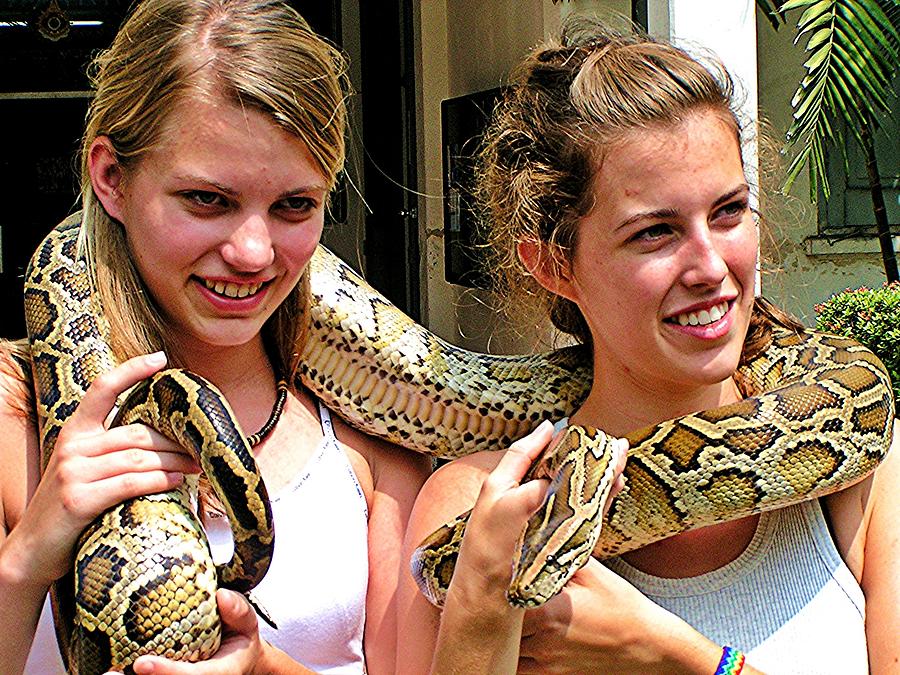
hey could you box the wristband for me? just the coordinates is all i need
[714,645,745,675]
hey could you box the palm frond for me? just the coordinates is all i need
[758,0,789,29]
[780,0,900,200]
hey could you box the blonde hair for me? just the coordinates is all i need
[0,338,33,419]
[79,0,348,375]
[478,17,744,349]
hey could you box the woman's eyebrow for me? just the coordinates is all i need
[615,207,678,232]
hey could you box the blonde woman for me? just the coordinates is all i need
[0,1,429,673]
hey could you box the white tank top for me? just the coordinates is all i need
[604,499,868,674]
[26,401,369,674]
[204,401,369,673]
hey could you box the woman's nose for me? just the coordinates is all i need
[681,227,728,288]
[221,214,275,270]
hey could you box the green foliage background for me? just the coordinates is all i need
[815,282,900,412]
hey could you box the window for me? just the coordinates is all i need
[818,75,900,241]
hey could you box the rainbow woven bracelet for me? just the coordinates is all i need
[714,646,745,675]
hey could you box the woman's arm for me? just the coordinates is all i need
[826,419,900,674]
[358,433,432,675]
[863,432,900,674]
[396,422,560,675]
[0,364,47,674]
[519,558,754,675]
[431,424,555,675]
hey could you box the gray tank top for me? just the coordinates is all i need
[604,499,867,674]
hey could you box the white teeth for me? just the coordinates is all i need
[203,279,263,298]
[673,301,728,327]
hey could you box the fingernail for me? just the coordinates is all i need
[133,658,155,674]
[145,351,167,368]
[538,419,554,432]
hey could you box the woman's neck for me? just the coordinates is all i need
[570,370,742,436]
[168,336,279,433]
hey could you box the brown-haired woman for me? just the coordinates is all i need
[397,17,899,675]
[0,1,429,673]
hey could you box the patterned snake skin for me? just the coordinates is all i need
[25,217,274,673]
[300,238,894,608]
[24,215,895,670]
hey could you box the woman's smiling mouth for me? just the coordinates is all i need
[200,278,267,299]
[669,301,730,327]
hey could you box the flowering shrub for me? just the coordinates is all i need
[814,282,900,414]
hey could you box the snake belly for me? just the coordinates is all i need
[24,216,274,674]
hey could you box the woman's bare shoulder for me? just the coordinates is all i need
[823,418,900,579]
[408,450,505,533]
[0,342,39,535]
[329,414,432,492]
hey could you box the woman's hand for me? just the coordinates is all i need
[430,421,556,675]
[6,352,197,588]
[449,420,556,605]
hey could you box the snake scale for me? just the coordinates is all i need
[25,215,895,671]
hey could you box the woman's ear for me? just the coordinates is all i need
[87,137,126,222]
[516,238,579,303]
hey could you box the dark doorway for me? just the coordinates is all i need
[0,0,418,339]
[0,2,132,339]
[358,0,420,320]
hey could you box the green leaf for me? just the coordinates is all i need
[831,37,891,111]
[758,0,788,29]
[839,2,899,50]
[811,132,830,198]
[806,25,834,48]
[780,0,819,12]
[797,0,836,32]
[792,74,827,117]
[802,42,832,69]
[779,0,900,203]
[841,0,898,46]
[784,145,811,192]
[834,17,893,89]
[798,9,836,35]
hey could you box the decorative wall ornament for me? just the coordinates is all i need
[37,0,70,42]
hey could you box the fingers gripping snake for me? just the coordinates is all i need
[25,215,895,670]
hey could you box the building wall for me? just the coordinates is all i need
[755,7,892,325]
[417,0,559,354]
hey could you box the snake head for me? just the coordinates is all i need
[507,426,620,608]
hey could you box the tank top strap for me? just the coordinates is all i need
[316,398,338,444]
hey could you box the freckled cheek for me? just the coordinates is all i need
[728,223,759,286]
[727,246,758,294]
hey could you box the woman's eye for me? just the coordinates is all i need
[183,191,226,208]
[279,196,317,216]
[716,199,749,220]
[632,223,671,242]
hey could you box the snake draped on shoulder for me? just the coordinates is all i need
[25,214,895,671]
